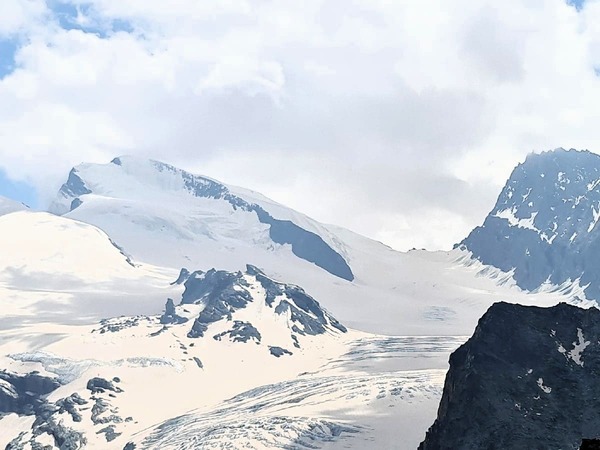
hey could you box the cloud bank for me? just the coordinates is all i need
[1,0,600,250]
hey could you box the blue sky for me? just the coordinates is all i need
[0,170,37,207]
[49,1,133,35]
[569,0,586,9]
[0,38,34,205]
[0,39,17,79]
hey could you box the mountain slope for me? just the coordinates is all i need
[460,148,600,299]
[420,302,600,450]
[0,211,137,285]
[50,157,353,281]
[0,208,176,333]
[47,156,592,336]
[1,265,352,449]
[0,196,27,216]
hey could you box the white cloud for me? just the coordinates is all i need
[1,0,600,250]
[0,0,48,36]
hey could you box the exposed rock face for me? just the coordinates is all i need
[171,268,190,285]
[157,157,355,281]
[59,169,92,199]
[53,168,91,214]
[182,269,251,310]
[192,357,203,369]
[269,346,293,357]
[0,370,61,416]
[185,269,252,338]
[70,198,83,211]
[3,381,91,450]
[213,321,262,344]
[56,393,88,422]
[182,265,346,342]
[87,377,123,394]
[160,298,187,325]
[248,264,347,335]
[419,302,600,450]
[460,148,600,299]
[94,316,152,333]
[97,425,120,442]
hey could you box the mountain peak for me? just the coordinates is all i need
[461,148,600,299]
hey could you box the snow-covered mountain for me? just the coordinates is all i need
[50,156,353,281]
[420,302,600,449]
[461,148,600,300]
[1,152,597,449]
[47,155,592,336]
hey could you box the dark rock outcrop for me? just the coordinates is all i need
[181,269,249,307]
[192,357,203,369]
[213,321,262,344]
[70,198,83,211]
[269,346,293,357]
[97,425,121,442]
[59,169,92,198]
[0,371,61,416]
[157,157,355,281]
[94,316,152,333]
[2,373,127,449]
[420,302,600,450]
[55,393,88,422]
[159,298,187,325]
[250,264,347,335]
[171,268,190,285]
[182,265,346,342]
[87,377,122,394]
[5,389,89,450]
[32,416,86,449]
[183,269,252,338]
